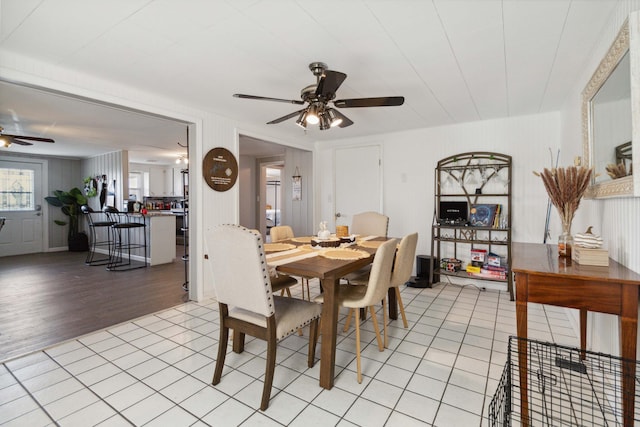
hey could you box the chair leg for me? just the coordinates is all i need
[308,318,319,368]
[294,284,303,336]
[303,278,311,301]
[395,287,408,328]
[261,320,277,411]
[382,296,388,349]
[213,305,230,386]
[369,305,384,351]
[355,308,362,384]
[232,330,245,353]
[343,308,354,332]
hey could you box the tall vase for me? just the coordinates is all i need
[558,219,573,258]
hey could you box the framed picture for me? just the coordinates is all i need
[292,175,302,201]
[292,167,302,201]
[469,204,499,227]
[202,147,238,192]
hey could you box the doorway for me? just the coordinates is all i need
[238,134,314,239]
[334,145,382,228]
[264,164,283,239]
[0,157,47,256]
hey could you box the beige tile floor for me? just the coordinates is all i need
[0,281,579,426]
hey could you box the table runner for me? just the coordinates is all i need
[266,248,319,267]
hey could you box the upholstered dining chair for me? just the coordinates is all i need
[351,211,389,237]
[269,225,311,301]
[206,225,322,410]
[269,225,294,242]
[349,232,418,329]
[250,229,298,298]
[342,212,389,284]
[314,238,397,383]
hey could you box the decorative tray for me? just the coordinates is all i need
[264,243,296,252]
[319,248,370,260]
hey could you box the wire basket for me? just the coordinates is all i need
[489,336,640,426]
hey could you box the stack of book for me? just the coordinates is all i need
[571,246,609,266]
[466,264,508,279]
[478,265,508,280]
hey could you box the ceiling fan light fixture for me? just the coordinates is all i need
[306,104,320,125]
[295,111,308,128]
[326,108,343,127]
[1,138,11,148]
[319,114,331,131]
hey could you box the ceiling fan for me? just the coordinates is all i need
[233,62,404,130]
[0,126,55,148]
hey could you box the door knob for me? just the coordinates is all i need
[335,212,341,218]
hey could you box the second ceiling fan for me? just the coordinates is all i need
[0,126,55,148]
[233,62,404,130]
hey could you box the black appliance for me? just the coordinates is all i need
[406,255,438,288]
[438,201,468,224]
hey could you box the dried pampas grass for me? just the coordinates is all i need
[533,166,592,231]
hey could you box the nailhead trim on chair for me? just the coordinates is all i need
[217,224,321,339]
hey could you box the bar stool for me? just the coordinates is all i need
[103,206,148,271]
[81,205,116,265]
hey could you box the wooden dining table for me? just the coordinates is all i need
[272,236,394,389]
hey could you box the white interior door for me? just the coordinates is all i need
[0,159,44,256]
[334,145,382,229]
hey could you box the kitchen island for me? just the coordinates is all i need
[144,212,176,265]
[91,211,176,267]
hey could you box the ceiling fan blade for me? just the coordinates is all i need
[333,96,405,108]
[233,94,304,105]
[332,110,354,128]
[315,70,347,98]
[267,109,306,125]
[2,136,32,146]
[3,133,55,143]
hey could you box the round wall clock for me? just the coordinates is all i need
[202,147,238,192]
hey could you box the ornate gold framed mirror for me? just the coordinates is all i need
[582,17,639,198]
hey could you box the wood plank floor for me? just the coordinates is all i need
[0,248,189,363]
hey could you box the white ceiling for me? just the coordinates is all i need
[0,0,620,164]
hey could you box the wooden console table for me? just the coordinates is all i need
[512,242,640,427]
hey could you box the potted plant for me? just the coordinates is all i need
[45,187,89,251]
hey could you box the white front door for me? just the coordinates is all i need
[0,159,45,256]
[334,145,382,229]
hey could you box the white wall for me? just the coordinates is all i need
[559,2,640,356]
[238,154,257,230]
[83,151,128,212]
[315,111,562,264]
[283,147,313,237]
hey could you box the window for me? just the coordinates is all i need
[0,168,35,211]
